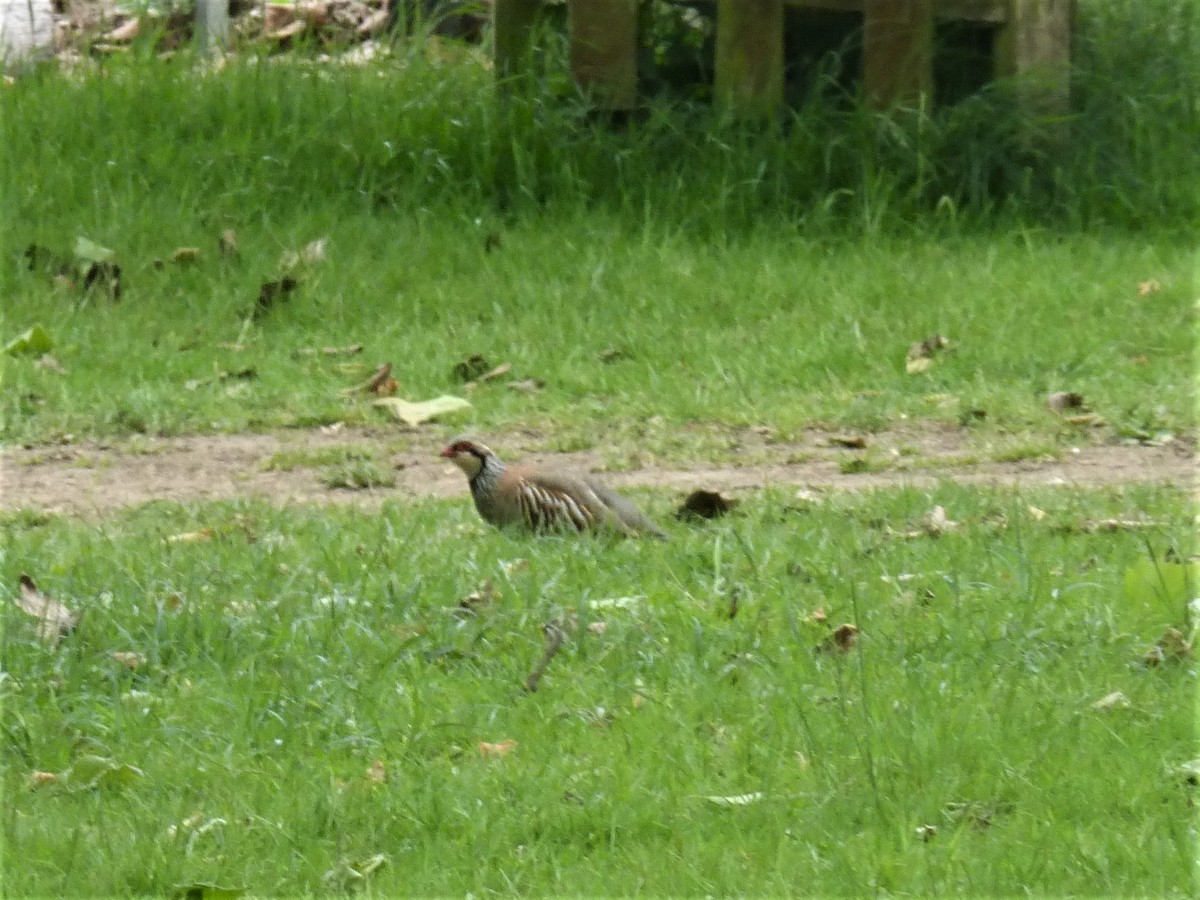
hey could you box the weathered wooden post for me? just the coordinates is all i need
[994,0,1073,117]
[715,0,784,118]
[494,0,543,78]
[567,0,638,109]
[863,0,934,108]
[195,0,228,50]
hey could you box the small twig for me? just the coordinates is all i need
[524,620,567,693]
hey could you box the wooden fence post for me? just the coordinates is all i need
[715,0,784,118]
[994,0,1073,117]
[567,0,638,110]
[494,0,543,78]
[863,0,934,108]
[195,0,228,50]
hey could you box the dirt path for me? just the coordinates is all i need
[3,425,1194,518]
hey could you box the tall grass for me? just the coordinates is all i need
[1,0,1196,240]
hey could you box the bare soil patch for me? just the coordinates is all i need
[3,425,1194,519]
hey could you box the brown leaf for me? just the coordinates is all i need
[365,759,387,784]
[454,579,496,617]
[171,247,201,265]
[908,334,950,360]
[478,739,516,757]
[452,353,491,383]
[341,363,395,397]
[802,606,828,625]
[296,343,365,358]
[1137,279,1161,296]
[1144,627,1192,666]
[218,229,238,257]
[829,434,867,449]
[525,619,568,692]
[817,623,859,654]
[479,363,512,383]
[1091,691,1131,712]
[1055,517,1162,535]
[34,354,66,374]
[13,575,77,646]
[83,261,121,300]
[166,528,214,543]
[924,505,958,536]
[110,651,146,670]
[1046,390,1085,413]
[29,771,58,788]
[676,489,738,521]
[255,276,299,317]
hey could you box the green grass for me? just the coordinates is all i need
[2,1,1196,449]
[261,445,378,473]
[3,484,1194,895]
[3,225,1194,448]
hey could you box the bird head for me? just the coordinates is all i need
[440,437,493,479]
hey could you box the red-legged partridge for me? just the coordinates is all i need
[441,437,667,539]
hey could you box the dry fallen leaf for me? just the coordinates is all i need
[110,651,146,670]
[1144,627,1193,666]
[1137,279,1162,296]
[166,528,214,544]
[1091,691,1131,712]
[525,619,568,692]
[925,505,958,536]
[802,606,828,625]
[365,760,387,784]
[500,558,529,578]
[255,276,299,317]
[703,791,764,807]
[1047,390,1085,413]
[906,334,950,374]
[453,353,491,383]
[34,354,66,374]
[341,363,396,397]
[478,740,516,757]
[479,363,512,383]
[455,579,496,617]
[829,434,868,449]
[676,489,738,521]
[373,395,472,426]
[817,623,860,654]
[29,771,59,788]
[13,574,77,646]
